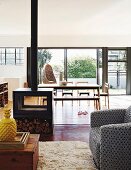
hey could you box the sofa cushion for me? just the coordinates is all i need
[89,127,101,168]
[124,105,131,123]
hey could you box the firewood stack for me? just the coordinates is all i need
[16,118,52,134]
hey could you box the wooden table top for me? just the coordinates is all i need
[0,134,40,153]
[38,83,100,89]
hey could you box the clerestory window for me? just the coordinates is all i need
[0,47,24,65]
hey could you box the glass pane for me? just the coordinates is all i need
[24,96,47,106]
[108,62,127,72]
[6,53,15,65]
[6,54,15,59]
[16,51,24,65]
[6,48,15,53]
[98,49,102,86]
[0,48,5,53]
[16,48,24,54]
[108,72,126,94]
[0,55,5,64]
[108,50,126,61]
[67,49,97,83]
[38,49,64,84]
[16,54,24,59]
[16,59,24,65]
[6,59,15,65]
[108,49,127,95]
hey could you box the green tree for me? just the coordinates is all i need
[38,49,53,83]
[67,56,96,78]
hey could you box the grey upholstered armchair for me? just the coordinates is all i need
[89,106,131,170]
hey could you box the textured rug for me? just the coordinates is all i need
[37,141,97,170]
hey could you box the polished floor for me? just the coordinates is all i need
[43,95,131,141]
[1,95,131,142]
[40,125,90,142]
[53,95,131,125]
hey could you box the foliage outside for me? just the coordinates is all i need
[38,49,53,83]
[37,51,97,83]
[51,64,64,75]
[67,56,96,78]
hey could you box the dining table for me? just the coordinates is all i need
[38,83,101,110]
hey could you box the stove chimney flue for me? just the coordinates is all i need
[31,0,38,91]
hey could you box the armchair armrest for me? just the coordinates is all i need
[90,109,126,127]
[100,123,131,169]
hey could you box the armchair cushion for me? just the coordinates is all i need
[124,105,131,123]
[90,109,126,128]
[100,123,131,169]
[89,127,101,168]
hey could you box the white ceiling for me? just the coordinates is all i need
[0,0,131,36]
[39,0,131,36]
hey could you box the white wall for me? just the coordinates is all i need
[0,65,26,78]
[0,46,27,100]
[0,35,30,47]
[4,77,26,101]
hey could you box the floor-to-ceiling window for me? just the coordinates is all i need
[47,49,64,82]
[97,48,102,86]
[37,48,64,83]
[36,47,127,95]
[37,48,101,84]
[108,49,127,95]
[66,49,98,83]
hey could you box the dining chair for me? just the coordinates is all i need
[94,82,110,109]
[62,81,73,96]
[62,81,73,106]
[76,81,90,96]
[76,81,90,106]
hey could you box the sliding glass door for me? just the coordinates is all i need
[37,48,101,85]
[66,49,98,83]
[38,49,64,83]
[108,49,127,94]
[37,47,127,95]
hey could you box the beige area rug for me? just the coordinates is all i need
[37,141,97,170]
